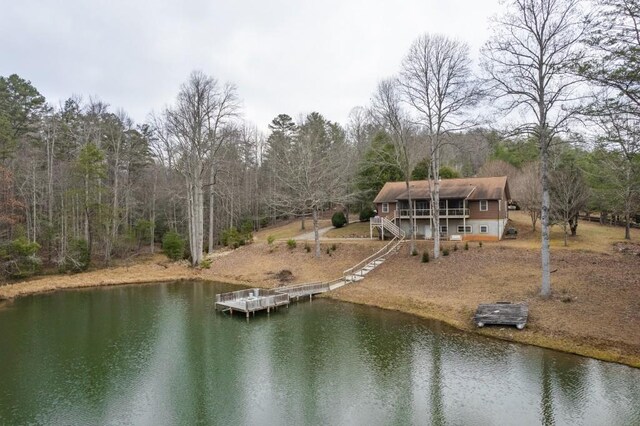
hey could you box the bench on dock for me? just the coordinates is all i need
[474,302,528,330]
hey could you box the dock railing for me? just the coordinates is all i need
[277,282,330,298]
[245,293,289,311]
[216,288,282,304]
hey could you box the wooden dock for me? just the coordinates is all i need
[215,282,335,318]
[474,302,528,330]
[215,226,406,319]
[215,288,290,318]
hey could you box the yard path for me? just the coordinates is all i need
[293,226,334,241]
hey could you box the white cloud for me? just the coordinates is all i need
[0,0,502,131]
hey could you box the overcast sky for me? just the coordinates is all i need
[1,0,502,131]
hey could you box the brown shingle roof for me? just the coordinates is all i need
[373,176,509,203]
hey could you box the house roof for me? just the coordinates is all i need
[373,176,510,203]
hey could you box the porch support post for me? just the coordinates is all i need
[463,199,467,240]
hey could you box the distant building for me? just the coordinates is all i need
[372,176,511,241]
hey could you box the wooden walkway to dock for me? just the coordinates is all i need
[215,220,406,319]
[474,303,528,330]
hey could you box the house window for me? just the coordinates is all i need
[480,225,489,233]
[381,203,389,213]
[479,200,488,211]
[440,225,448,234]
[457,225,472,233]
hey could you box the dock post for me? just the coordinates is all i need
[246,311,249,319]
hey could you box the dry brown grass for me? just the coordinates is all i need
[254,219,332,241]
[2,216,639,366]
[502,210,640,253]
[329,240,640,366]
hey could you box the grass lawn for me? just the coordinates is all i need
[324,221,374,238]
[254,218,332,241]
[500,210,639,254]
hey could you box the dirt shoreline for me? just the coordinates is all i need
[1,240,639,368]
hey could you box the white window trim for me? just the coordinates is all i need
[381,203,389,213]
[480,200,488,211]
[480,225,489,234]
[457,225,472,233]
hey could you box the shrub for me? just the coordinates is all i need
[267,235,275,245]
[304,243,311,253]
[239,219,254,240]
[62,238,90,272]
[479,241,483,248]
[453,244,458,252]
[443,248,450,256]
[421,251,429,263]
[330,243,337,252]
[464,242,469,251]
[162,231,185,261]
[287,239,297,249]
[260,217,270,228]
[200,258,212,269]
[411,248,418,256]
[359,206,376,222]
[326,247,331,255]
[0,237,42,279]
[332,211,347,228]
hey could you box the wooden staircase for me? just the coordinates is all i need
[225,216,407,312]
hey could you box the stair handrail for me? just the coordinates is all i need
[381,217,404,238]
[343,234,404,281]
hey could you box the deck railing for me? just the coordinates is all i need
[397,208,469,218]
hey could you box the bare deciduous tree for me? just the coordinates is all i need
[400,33,482,257]
[158,71,239,266]
[513,162,542,231]
[370,78,421,252]
[269,113,354,257]
[550,165,590,245]
[590,105,640,239]
[482,0,588,296]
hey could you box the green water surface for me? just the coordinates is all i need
[0,280,638,425]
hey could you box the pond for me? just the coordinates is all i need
[1,280,639,425]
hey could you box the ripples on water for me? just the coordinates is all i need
[0,281,638,425]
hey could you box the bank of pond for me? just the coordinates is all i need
[0,280,638,425]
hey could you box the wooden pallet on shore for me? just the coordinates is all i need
[474,302,528,330]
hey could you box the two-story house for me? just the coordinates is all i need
[372,176,511,241]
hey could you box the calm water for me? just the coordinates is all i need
[1,281,639,425]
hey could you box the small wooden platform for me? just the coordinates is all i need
[474,302,528,330]
[215,288,290,318]
[215,282,334,319]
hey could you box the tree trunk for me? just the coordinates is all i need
[569,214,578,236]
[150,169,157,254]
[432,179,441,259]
[540,138,551,298]
[406,180,415,254]
[208,168,215,253]
[313,206,321,258]
[625,214,631,240]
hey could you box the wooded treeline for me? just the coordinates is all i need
[1,0,638,295]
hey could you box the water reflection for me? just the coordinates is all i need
[0,281,638,425]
